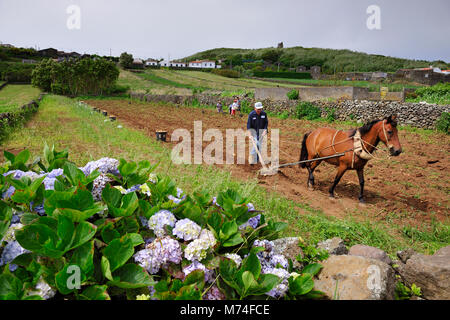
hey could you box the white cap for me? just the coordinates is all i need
[254,102,263,109]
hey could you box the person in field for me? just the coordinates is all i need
[216,101,223,113]
[247,102,268,165]
[230,99,238,116]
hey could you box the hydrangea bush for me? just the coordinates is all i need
[0,146,325,300]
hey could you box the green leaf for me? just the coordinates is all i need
[14,150,31,166]
[55,264,86,295]
[289,273,314,296]
[70,240,95,278]
[70,221,97,250]
[242,271,258,294]
[108,264,155,289]
[219,220,238,241]
[0,273,24,300]
[102,184,122,208]
[302,263,323,277]
[103,237,134,272]
[252,273,280,295]
[222,233,244,247]
[101,256,113,281]
[184,270,205,291]
[3,151,15,164]
[122,233,144,247]
[241,252,261,279]
[79,285,110,300]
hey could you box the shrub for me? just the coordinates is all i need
[287,89,299,100]
[253,71,312,80]
[119,52,133,69]
[0,148,326,300]
[295,102,321,120]
[32,58,119,96]
[279,111,290,119]
[0,62,35,83]
[325,107,337,123]
[211,69,239,78]
[436,112,450,134]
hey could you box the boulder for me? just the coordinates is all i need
[314,255,396,300]
[397,245,450,300]
[272,237,304,269]
[317,237,348,255]
[349,244,392,265]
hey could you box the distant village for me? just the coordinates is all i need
[1,43,449,85]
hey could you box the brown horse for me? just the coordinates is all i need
[299,115,402,203]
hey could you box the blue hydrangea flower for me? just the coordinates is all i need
[148,210,177,237]
[172,218,201,241]
[239,214,261,230]
[91,173,114,201]
[133,236,182,274]
[0,241,30,271]
[203,285,225,300]
[247,203,255,211]
[81,158,119,176]
[27,277,56,300]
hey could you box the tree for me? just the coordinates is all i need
[260,49,282,64]
[119,52,133,69]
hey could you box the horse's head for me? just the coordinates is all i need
[380,115,402,156]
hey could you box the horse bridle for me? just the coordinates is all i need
[381,120,394,149]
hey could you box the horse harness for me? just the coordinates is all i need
[317,120,391,169]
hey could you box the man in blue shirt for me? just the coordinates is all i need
[247,102,268,165]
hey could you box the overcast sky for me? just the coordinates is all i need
[0,0,449,62]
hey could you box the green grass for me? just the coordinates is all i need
[1,94,448,257]
[0,84,41,113]
[263,78,423,92]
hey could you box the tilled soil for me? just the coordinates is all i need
[86,99,450,228]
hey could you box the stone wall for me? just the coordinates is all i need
[255,87,405,102]
[129,92,449,129]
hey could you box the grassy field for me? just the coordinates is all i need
[0,84,41,113]
[118,69,301,96]
[1,94,447,258]
[261,78,424,92]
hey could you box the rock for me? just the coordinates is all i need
[317,237,348,255]
[397,248,417,263]
[314,255,396,300]
[272,237,304,269]
[397,245,450,300]
[349,244,392,265]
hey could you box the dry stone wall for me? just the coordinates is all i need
[129,92,449,130]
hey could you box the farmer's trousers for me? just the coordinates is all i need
[250,133,264,164]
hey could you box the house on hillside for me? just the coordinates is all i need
[171,61,186,67]
[22,59,36,64]
[394,66,449,85]
[38,48,58,58]
[145,59,159,67]
[131,59,144,69]
[189,60,216,68]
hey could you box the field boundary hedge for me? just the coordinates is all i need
[253,71,312,80]
[0,92,46,142]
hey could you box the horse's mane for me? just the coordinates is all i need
[349,119,381,137]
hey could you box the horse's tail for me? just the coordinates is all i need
[299,132,311,168]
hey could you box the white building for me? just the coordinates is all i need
[159,60,186,67]
[145,59,159,67]
[189,60,216,68]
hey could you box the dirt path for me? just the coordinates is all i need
[86,99,450,229]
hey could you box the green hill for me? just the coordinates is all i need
[183,46,449,74]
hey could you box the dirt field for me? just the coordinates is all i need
[86,99,449,229]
